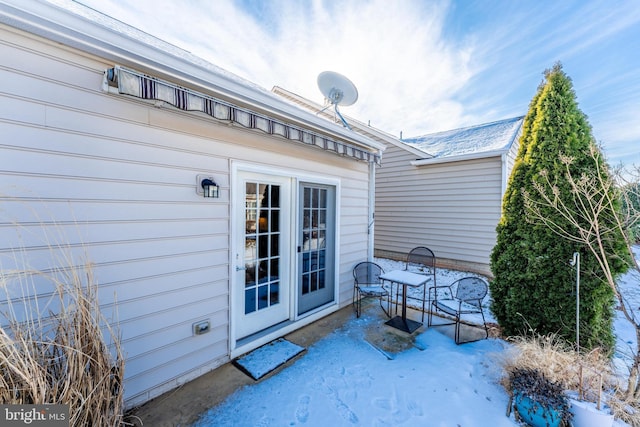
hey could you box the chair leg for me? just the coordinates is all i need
[480,310,489,339]
[353,287,358,317]
[378,294,390,318]
[454,310,488,344]
[421,283,427,323]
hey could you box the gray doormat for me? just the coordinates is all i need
[233,338,305,380]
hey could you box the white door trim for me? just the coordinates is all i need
[230,161,341,350]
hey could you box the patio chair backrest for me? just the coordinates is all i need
[454,277,488,306]
[405,246,435,273]
[353,262,384,285]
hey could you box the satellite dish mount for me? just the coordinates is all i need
[317,71,358,130]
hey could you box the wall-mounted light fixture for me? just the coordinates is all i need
[196,175,220,198]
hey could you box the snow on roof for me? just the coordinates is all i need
[402,116,524,158]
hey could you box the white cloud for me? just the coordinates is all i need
[74,0,639,167]
[78,0,476,137]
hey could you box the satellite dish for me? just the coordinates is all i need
[317,71,358,129]
[318,71,359,106]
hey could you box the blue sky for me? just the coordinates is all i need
[76,0,640,169]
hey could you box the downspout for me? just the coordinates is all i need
[368,160,376,261]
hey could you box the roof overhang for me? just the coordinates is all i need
[0,0,384,157]
[410,149,507,166]
[272,87,401,154]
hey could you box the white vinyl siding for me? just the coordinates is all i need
[0,25,371,407]
[375,144,503,275]
[338,173,371,305]
[505,140,520,173]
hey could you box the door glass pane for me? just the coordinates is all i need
[300,187,328,296]
[270,235,279,258]
[258,285,268,309]
[271,185,280,208]
[258,259,268,283]
[244,181,281,315]
[318,249,326,289]
[258,234,268,258]
[303,251,310,272]
[304,187,311,208]
[318,230,326,249]
[245,288,256,314]
[270,258,279,279]
[270,210,280,232]
[270,282,279,305]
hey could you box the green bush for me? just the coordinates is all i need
[490,64,628,350]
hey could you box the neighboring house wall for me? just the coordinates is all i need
[505,140,520,175]
[0,21,374,407]
[503,139,521,195]
[375,144,503,276]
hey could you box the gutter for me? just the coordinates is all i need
[0,0,385,153]
[410,149,507,166]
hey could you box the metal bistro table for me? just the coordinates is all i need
[380,270,429,333]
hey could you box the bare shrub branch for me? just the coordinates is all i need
[524,146,640,412]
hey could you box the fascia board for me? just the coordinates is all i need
[0,0,383,152]
[272,87,399,153]
[388,140,434,158]
[410,149,506,166]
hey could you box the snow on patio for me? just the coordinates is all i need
[193,250,640,427]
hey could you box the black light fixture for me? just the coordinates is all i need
[201,178,219,198]
[196,175,220,198]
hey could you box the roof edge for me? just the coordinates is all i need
[410,148,507,166]
[406,115,525,140]
[0,0,383,152]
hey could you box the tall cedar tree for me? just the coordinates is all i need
[490,63,628,350]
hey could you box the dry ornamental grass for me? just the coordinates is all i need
[0,261,125,426]
[499,333,640,426]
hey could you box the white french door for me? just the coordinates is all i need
[297,183,336,314]
[233,168,338,341]
[234,172,291,339]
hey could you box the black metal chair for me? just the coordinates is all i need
[352,261,390,318]
[427,276,489,344]
[393,247,436,322]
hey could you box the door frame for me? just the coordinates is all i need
[230,161,341,353]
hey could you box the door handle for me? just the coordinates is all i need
[235,265,246,271]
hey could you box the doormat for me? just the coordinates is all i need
[234,338,305,380]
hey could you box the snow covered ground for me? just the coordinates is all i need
[193,249,640,427]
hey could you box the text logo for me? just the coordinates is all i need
[0,405,68,426]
